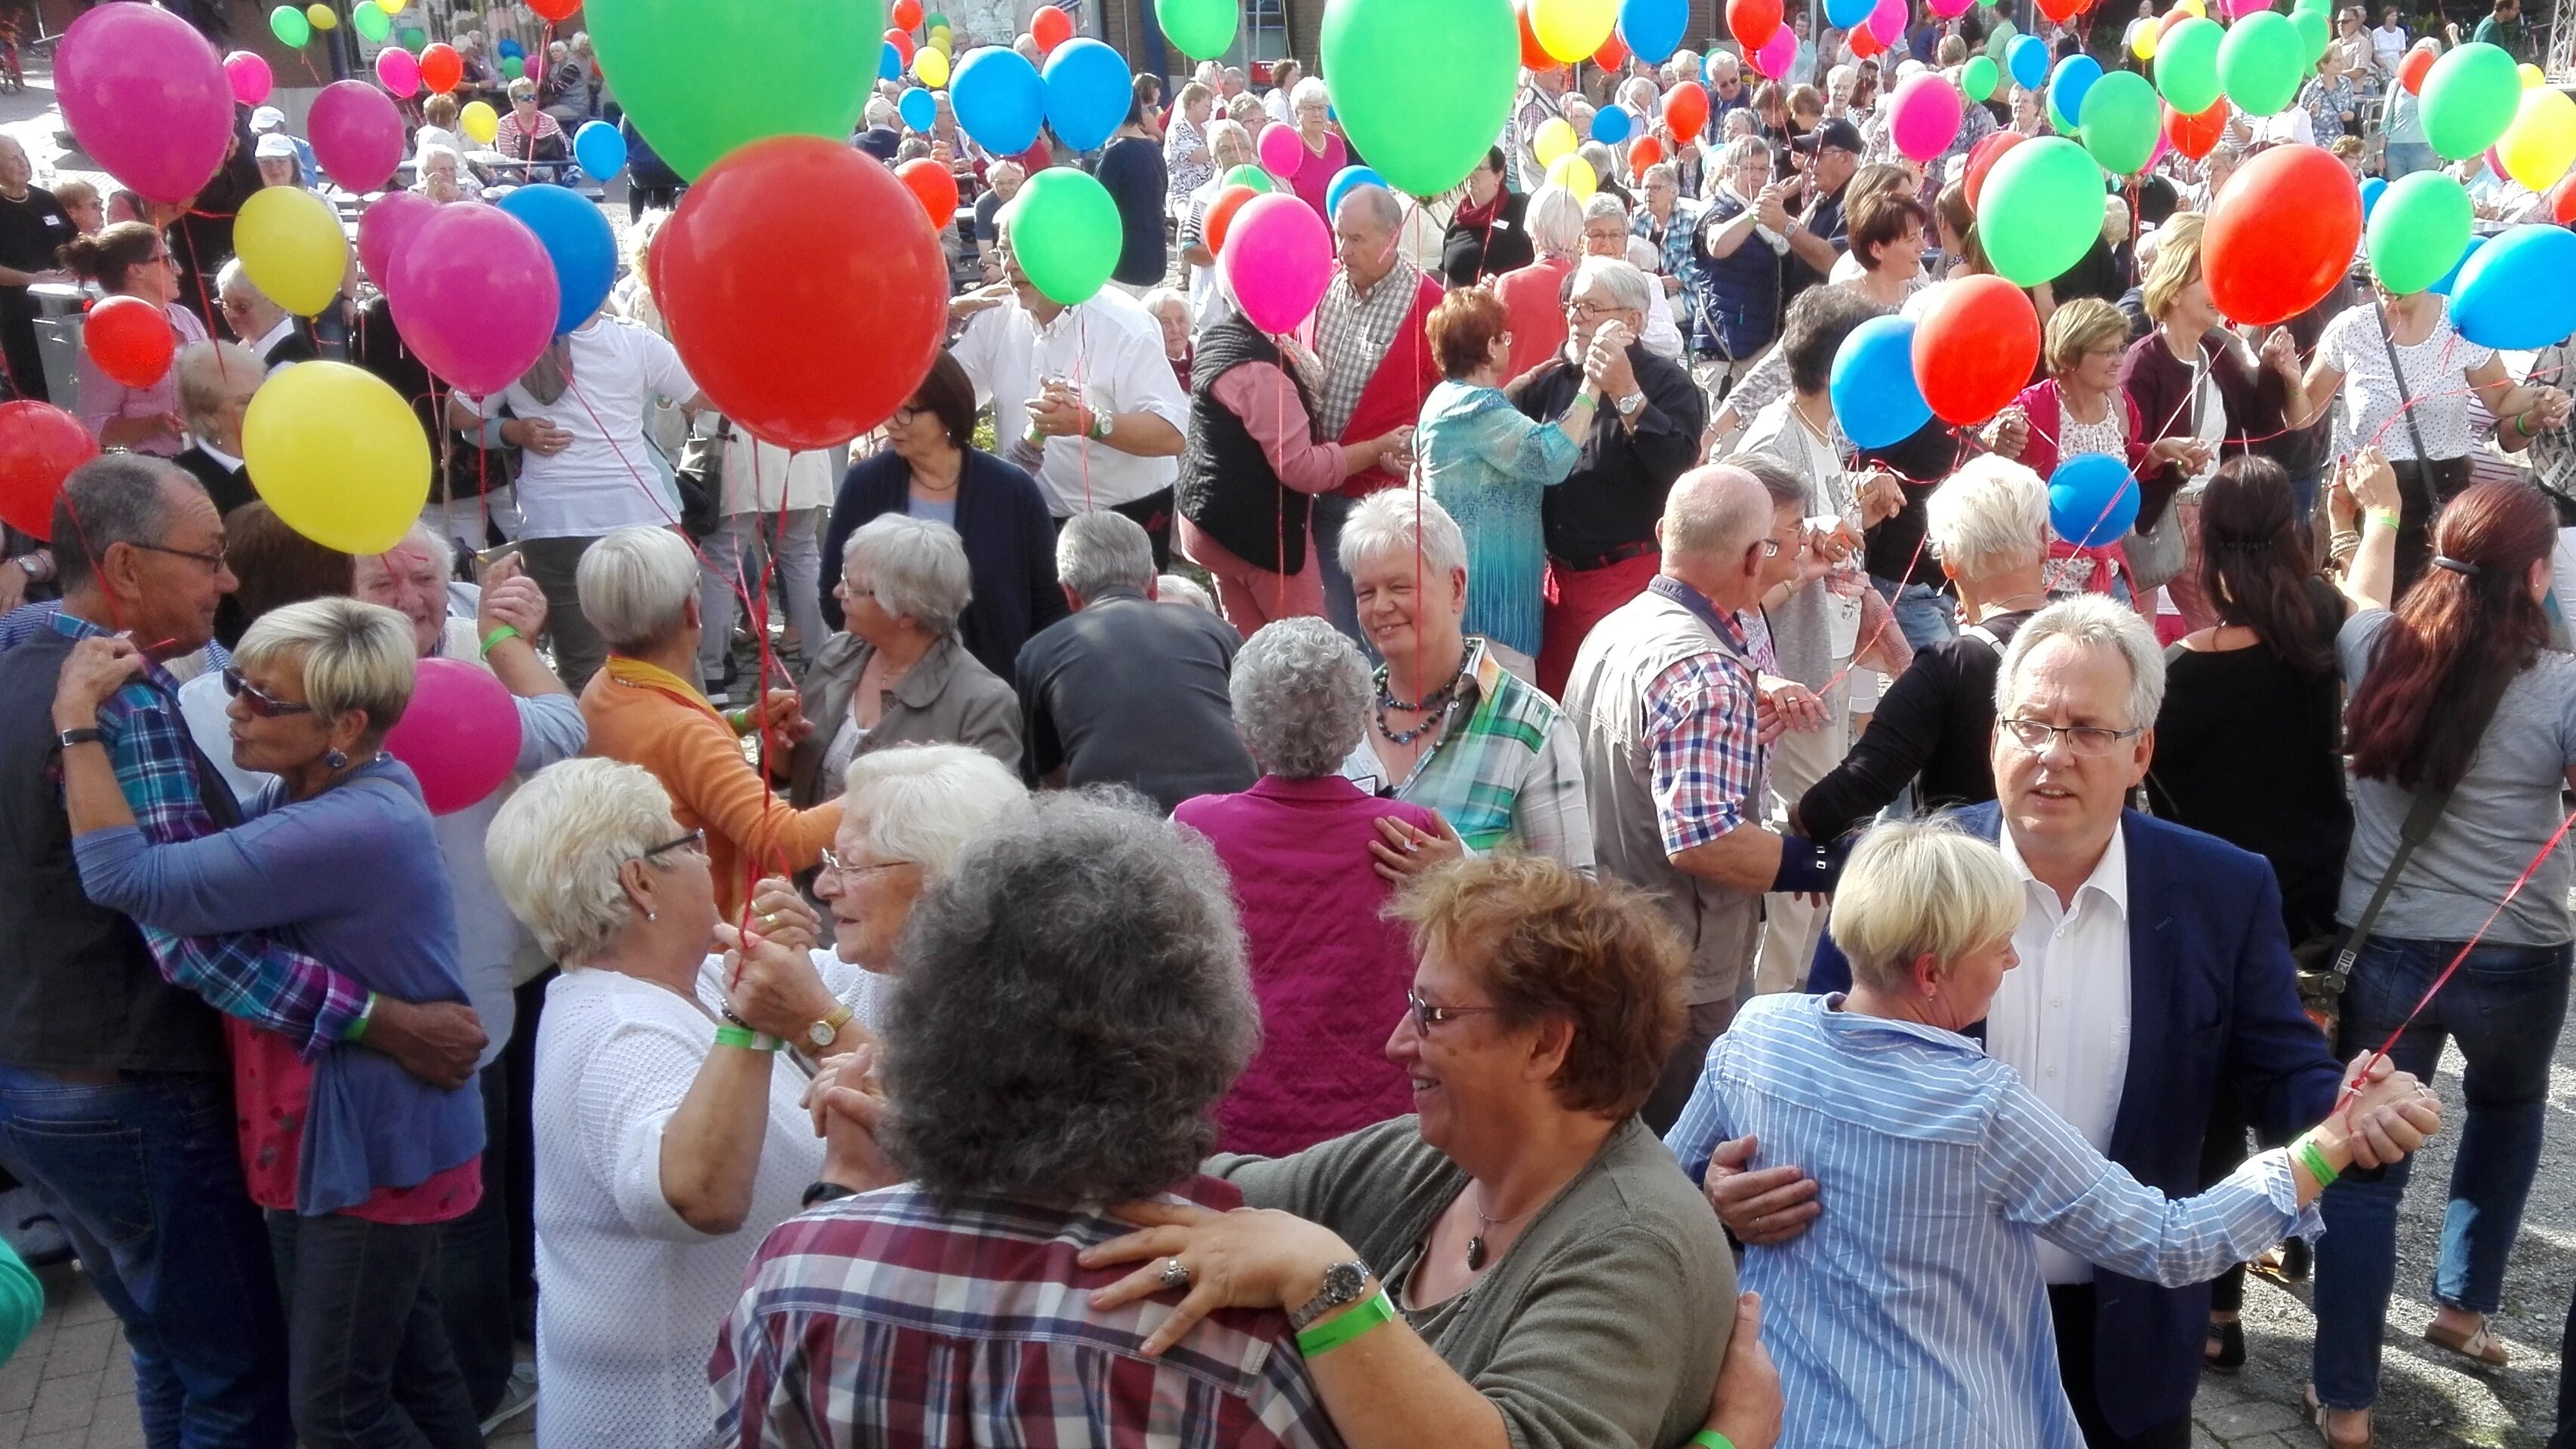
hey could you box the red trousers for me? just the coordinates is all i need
[1538,550,1663,700]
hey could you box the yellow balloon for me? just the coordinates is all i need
[925,31,950,51]
[914,45,950,87]
[305,2,337,29]
[2520,62,2546,88]
[460,100,499,145]
[2498,85,2576,191]
[243,362,430,555]
[2131,14,2161,58]
[233,186,348,317]
[2173,0,2204,16]
[1532,117,1578,167]
[1545,153,1597,202]
[375,0,405,11]
[1529,0,1614,63]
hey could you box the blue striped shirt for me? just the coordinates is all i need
[1665,993,2319,1449]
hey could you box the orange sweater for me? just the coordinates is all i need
[579,660,842,919]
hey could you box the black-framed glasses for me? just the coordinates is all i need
[1999,717,2146,757]
[1406,989,1500,1034]
[132,540,229,571]
[220,667,313,718]
[640,828,706,861]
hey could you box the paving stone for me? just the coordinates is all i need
[38,1324,114,1383]
[18,1374,97,1439]
[2198,1397,2307,1439]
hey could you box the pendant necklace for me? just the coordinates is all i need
[1465,1188,1541,1272]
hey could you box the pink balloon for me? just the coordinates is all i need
[1867,0,1906,46]
[376,46,422,99]
[1223,192,1333,334]
[1889,72,1964,160]
[1755,26,1796,78]
[382,658,522,816]
[1928,0,1973,18]
[356,190,434,288]
[57,5,231,205]
[525,54,545,85]
[2221,0,2268,17]
[223,51,272,107]
[386,205,559,397]
[1257,122,1305,180]
[309,79,406,193]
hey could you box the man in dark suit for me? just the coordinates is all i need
[214,257,317,371]
[168,340,263,519]
[1701,595,2370,1449]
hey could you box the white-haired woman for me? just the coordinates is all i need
[1579,191,1687,359]
[1666,820,2443,1449]
[488,757,870,1449]
[54,599,486,1449]
[790,515,1018,805]
[1492,185,1587,380]
[1174,619,1445,1155]
[1283,75,1346,220]
[576,526,839,921]
[1164,79,1217,217]
[809,743,1028,986]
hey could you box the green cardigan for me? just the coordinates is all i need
[1,1235,40,1364]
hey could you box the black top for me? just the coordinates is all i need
[1094,136,1168,288]
[0,186,72,286]
[2144,580,2353,942]
[1012,586,1257,814]
[823,445,1070,681]
[2051,232,2128,306]
[1178,313,1315,574]
[1441,191,1534,288]
[973,187,1005,245]
[173,444,255,519]
[1858,417,1962,587]
[255,321,321,369]
[1795,609,2031,839]
[1519,343,1707,566]
[1783,177,1849,303]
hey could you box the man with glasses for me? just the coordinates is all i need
[214,256,317,372]
[1781,117,1862,307]
[1710,595,2354,1449]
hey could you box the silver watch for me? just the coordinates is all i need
[1290,1259,1373,1331]
[1615,390,1646,418]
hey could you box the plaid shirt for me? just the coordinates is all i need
[711,1181,1346,1449]
[1311,260,1423,440]
[1340,638,1593,871]
[1641,588,1767,854]
[54,612,365,1057]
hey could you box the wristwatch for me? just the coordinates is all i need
[1289,1259,1374,1331]
[56,727,104,749]
[1615,390,1647,418]
[805,1004,854,1051]
[1088,408,1116,442]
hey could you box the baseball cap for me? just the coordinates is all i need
[251,105,287,134]
[1793,118,1865,155]
[255,134,298,161]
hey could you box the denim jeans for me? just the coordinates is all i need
[2311,935,2574,1410]
[1870,576,1958,651]
[2383,140,2440,178]
[0,1065,290,1449]
[1308,492,1364,649]
[266,1210,481,1449]
[697,507,826,684]
[436,1065,514,1418]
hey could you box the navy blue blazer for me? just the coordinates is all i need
[1806,802,2343,1437]
[820,447,1070,684]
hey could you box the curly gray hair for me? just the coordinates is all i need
[879,792,1258,1206]
[1231,618,1370,778]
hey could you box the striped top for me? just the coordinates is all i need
[1663,993,2318,1449]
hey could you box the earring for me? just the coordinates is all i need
[324,748,349,769]
[645,910,657,921]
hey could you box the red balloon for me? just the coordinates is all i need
[885,27,916,63]
[657,137,946,451]
[1205,183,1259,255]
[2551,172,2576,226]
[892,0,924,26]
[1594,29,1629,70]
[82,296,176,390]
[1030,5,1073,51]
[529,0,580,20]
[896,157,959,226]
[0,401,100,541]
[1962,130,2021,208]
[1629,134,1665,178]
[2204,143,2361,327]
[2398,45,2434,94]
[418,43,463,95]
[1727,0,1782,51]
[1847,24,1884,57]
[2036,0,2081,20]
[1663,82,1710,143]
[1514,2,1553,71]
[2164,100,2227,161]
[1912,275,2040,425]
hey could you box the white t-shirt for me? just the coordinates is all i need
[2316,300,2495,462]
[950,288,1190,515]
[2371,23,2407,70]
[457,315,700,539]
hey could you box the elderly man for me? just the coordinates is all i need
[0,134,73,404]
[1515,255,1705,696]
[1512,63,1571,192]
[1779,117,1862,304]
[169,340,261,517]
[214,257,316,372]
[1707,595,2358,1449]
[1013,510,1255,812]
[1177,118,1257,331]
[953,217,1190,569]
[1708,51,1750,123]
[252,132,302,190]
[0,457,488,1449]
[1580,193,1687,359]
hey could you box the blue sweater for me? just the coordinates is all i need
[73,756,484,1216]
[822,445,1070,681]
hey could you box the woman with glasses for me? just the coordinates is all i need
[1684,135,1787,407]
[485,756,872,1449]
[62,221,205,455]
[1439,146,1535,288]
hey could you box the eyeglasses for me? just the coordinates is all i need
[1999,717,2145,757]
[888,403,924,427]
[133,540,230,572]
[1406,988,1499,1034]
[639,828,706,860]
[817,845,906,878]
[220,666,314,718]
[1568,297,1626,318]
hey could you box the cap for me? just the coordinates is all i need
[251,105,287,133]
[255,134,298,161]
[1793,118,1865,155]
[854,126,900,162]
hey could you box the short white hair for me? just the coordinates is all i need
[1925,455,2048,579]
[1570,254,1654,315]
[1141,285,1190,322]
[1995,594,2167,731]
[1157,574,1217,612]
[214,256,266,306]
[1525,184,1587,257]
[986,158,1026,189]
[173,340,264,436]
[577,525,699,652]
[1582,190,1631,223]
[1338,487,1467,583]
[1057,509,1156,597]
[840,744,1029,882]
[1290,75,1330,110]
[234,598,418,736]
[841,514,973,638]
[865,96,900,128]
[1202,118,1250,162]
[1828,820,2024,992]
[486,757,680,964]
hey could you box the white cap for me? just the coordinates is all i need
[251,105,287,132]
[255,134,298,160]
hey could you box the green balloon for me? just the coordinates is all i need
[2217,11,2302,116]
[2365,171,2473,294]
[269,3,310,45]
[1223,162,1276,193]
[2152,16,2223,115]
[1977,136,2106,287]
[588,0,885,180]
[1324,0,1519,196]
[2289,7,2329,62]
[351,2,389,41]
[500,54,525,78]
[399,25,426,50]
[1004,168,1122,306]
[2080,69,2159,175]
[1157,0,1238,58]
[1960,54,1999,103]
[2421,41,2521,160]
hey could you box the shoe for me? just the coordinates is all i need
[479,1363,537,1435]
[0,1185,72,1267]
[2423,1318,2510,1367]
[2205,1317,2245,1374]
[2251,1236,2312,1284]
[2306,1386,2373,1448]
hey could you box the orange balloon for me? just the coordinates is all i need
[2550,171,2576,226]
[891,0,923,27]
[2164,100,2226,160]
[1848,24,1883,57]
[896,157,959,226]
[1962,130,2021,208]
[2399,45,2435,94]
[1629,134,1665,178]
[1030,5,1073,51]
[2203,143,2361,326]
[1911,275,2040,424]
[1594,29,1629,69]
[1662,82,1709,143]
[1514,1,1554,69]
[530,0,579,20]
[419,42,462,94]
[1205,183,1260,255]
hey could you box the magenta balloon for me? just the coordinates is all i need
[1928,0,1971,18]
[1223,192,1333,333]
[382,657,522,815]
[308,80,406,193]
[525,54,545,85]
[1257,122,1304,180]
[56,5,231,205]
[1867,0,1905,45]
[386,205,560,397]
[1890,72,1963,161]
[223,51,272,106]
[355,190,434,288]
[1755,26,1796,78]
[376,46,422,98]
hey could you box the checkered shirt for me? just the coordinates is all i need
[1311,260,1422,440]
[1642,594,1768,854]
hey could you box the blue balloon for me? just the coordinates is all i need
[496,184,615,337]
[897,86,938,132]
[879,41,903,82]
[2428,232,2485,297]
[1325,165,1386,217]
[2049,54,2101,131]
[952,45,1046,156]
[1828,315,1930,450]
[2006,34,2049,91]
[2451,223,2576,350]
[2048,452,2141,549]
[1592,103,1633,144]
[2359,175,2387,220]
[1041,38,1131,152]
[495,37,523,59]
[572,120,626,182]
[1825,0,1873,31]
[1619,0,1687,63]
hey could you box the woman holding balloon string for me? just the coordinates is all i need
[62,221,205,457]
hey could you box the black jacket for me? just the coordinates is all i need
[823,445,1069,682]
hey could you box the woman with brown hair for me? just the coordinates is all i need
[62,221,208,455]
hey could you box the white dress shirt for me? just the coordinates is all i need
[950,288,1190,516]
[1988,821,2134,1285]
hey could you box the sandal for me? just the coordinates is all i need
[2205,1317,2245,1373]
[2423,1319,2510,1367]
[2305,1386,2374,1448]
[2251,1237,2313,1284]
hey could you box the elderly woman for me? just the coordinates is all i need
[1164,80,1217,217]
[1580,193,1686,359]
[1282,76,1348,220]
[1174,619,1444,1155]
[414,144,485,205]
[491,77,568,167]
[1688,135,1788,395]
[1631,162,1697,318]
[1491,184,1587,381]
[487,758,870,1449]
[1334,488,1592,872]
[56,599,487,1449]
[576,526,840,919]
[790,515,1017,804]
[808,743,1028,986]
[60,222,206,455]
[1667,819,2442,1449]
[1441,146,1535,288]
[1078,853,1776,1449]
[823,352,1066,678]
[1143,285,1193,389]
[1415,287,1602,659]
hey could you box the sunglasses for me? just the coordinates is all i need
[220,666,313,718]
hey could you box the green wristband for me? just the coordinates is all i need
[1293,1289,1395,1359]
[343,991,377,1043]
[1691,1434,1739,1449]
[2365,506,2400,531]
[713,1023,783,1052]
[2293,1133,2340,1189]
[479,624,520,658]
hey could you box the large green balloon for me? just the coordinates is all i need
[1223,162,1276,193]
[2217,11,2303,117]
[2151,16,2222,115]
[2080,70,2159,175]
[1961,54,1998,103]
[588,0,884,180]
[2421,42,2521,160]
[1157,0,1239,57]
[500,54,525,78]
[350,2,389,41]
[2365,172,2474,294]
[269,4,310,45]
[1323,0,1519,196]
[2289,6,2329,63]
[1977,136,2105,286]
[1004,168,1122,306]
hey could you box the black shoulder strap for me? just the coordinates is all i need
[2374,301,2433,466]
[2327,678,2510,989]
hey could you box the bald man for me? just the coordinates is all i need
[0,134,74,402]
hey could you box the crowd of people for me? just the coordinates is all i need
[5,2,2576,1448]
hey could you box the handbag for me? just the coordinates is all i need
[2121,365,2199,592]
[672,417,728,539]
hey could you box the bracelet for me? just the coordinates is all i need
[725,707,753,734]
[344,991,378,1043]
[1572,389,1598,411]
[714,1023,784,1052]
[2516,411,2539,438]
[1293,1288,1395,1359]
[1691,1435,1740,1449]
[2292,1131,2340,1189]
[2364,506,2400,531]
[479,624,520,657]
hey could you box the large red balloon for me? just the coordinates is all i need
[0,402,100,541]
[656,137,946,452]
[1727,0,1782,50]
[1663,82,1710,144]
[529,0,580,20]
[2204,143,2361,327]
[895,157,959,226]
[892,0,924,27]
[83,296,177,390]
[2164,100,2227,161]
[1912,275,2040,425]
[1514,2,1553,70]
[419,43,463,95]
[1030,5,1073,50]
[1205,183,1259,255]
[1962,131,2022,208]
[1629,134,1665,178]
